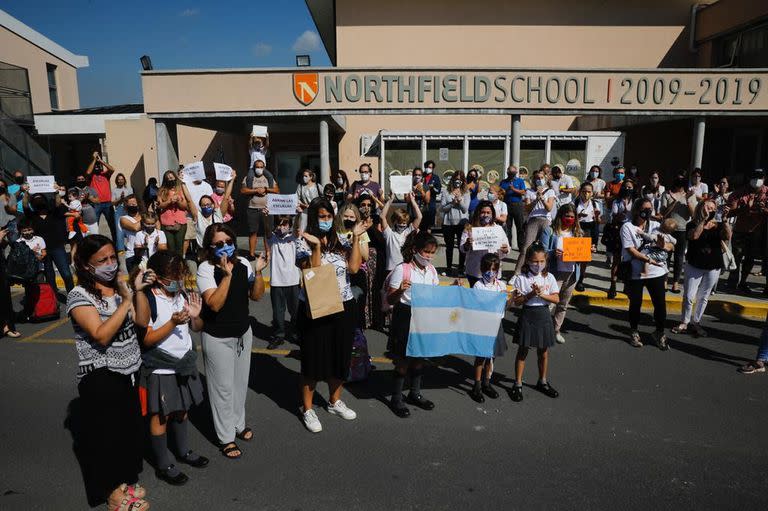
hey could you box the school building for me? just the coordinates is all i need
[2,1,768,203]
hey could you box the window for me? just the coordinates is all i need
[426,140,464,186]
[46,63,58,110]
[550,139,587,179]
[520,140,546,177]
[715,22,768,68]
[468,140,504,189]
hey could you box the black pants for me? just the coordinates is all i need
[670,231,687,283]
[626,275,667,331]
[730,229,767,286]
[77,369,143,503]
[507,202,526,251]
[0,268,16,332]
[580,221,598,247]
[443,224,466,271]
[271,285,300,339]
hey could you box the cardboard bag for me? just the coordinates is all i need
[302,264,344,319]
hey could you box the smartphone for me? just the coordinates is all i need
[142,270,155,284]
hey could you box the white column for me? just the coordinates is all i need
[155,121,178,179]
[691,116,706,170]
[421,136,427,168]
[510,114,521,167]
[380,138,386,193]
[463,136,469,173]
[319,119,330,185]
[503,136,511,170]
[544,135,552,165]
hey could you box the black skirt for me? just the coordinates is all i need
[298,299,355,381]
[146,372,204,417]
[514,305,556,349]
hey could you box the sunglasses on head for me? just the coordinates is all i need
[211,240,234,249]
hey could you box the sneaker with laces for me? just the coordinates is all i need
[738,361,766,374]
[327,399,357,420]
[629,330,643,348]
[302,408,322,433]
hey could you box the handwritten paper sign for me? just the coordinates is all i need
[213,162,233,182]
[562,237,593,262]
[266,194,298,216]
[251,125,268,137]
[472,227,505,252]
[182,161,206,183]
[390,175,412,195]
[27,175,56,194]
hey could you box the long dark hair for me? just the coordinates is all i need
[305,199,344,254]
[74,235,117,303]
[469,200,496,228]
[521,241,549,277]
[402,230,438,263]
[201,223,237,264]
[631,198,653,224]
[147,249,193,290]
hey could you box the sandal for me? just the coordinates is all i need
[671,324,687,335]
[235,427,253,442]
[2,327,21,338]
[109,495,150,511]
[121,483,146,500]
[220,442,241,459]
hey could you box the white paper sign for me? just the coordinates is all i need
[27,175,56,194]
[439,147,449,161]
[266,194,298,215]
[213,162,233,182]
[251,125,268,137]
[182,161,206,182]
[389,175,412,195]
[472,227,505,252]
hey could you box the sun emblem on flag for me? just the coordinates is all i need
[449,309,460,324]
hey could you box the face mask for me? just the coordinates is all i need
[343,219,355,229]
[359,206,371,218]
[639,209,652,220]
[211,187,224,196]
[58,190,66,197]
[487,193,497,202]
[162,280,183,294]
[126,206,139,216]
[214,243,236,259]
[394,223,408,233]
[413,176,422,184]
[561,217,576,228]
[621,188,634,199]
[751,178,764,189]
[302,176,310,185]
[482,270,496,282]
[278,225,291,236]
[479,215,492,226]
[528,262,543,275]
[615,173,624,181]
[76,181,86,188]
[201,206,214,218]
[413,252,433,267]
[361,173,370,182]
[318,220,333,232]
[21,232,33,240]
[535,179,546,188]
[144,226,156,234]
[508,171,518,178]
[336,178,344,186]
[33,200,48,211]
[255,168,264,176]
[453,180,462,188]
[467,175,477,182]
[166,179,176,187]
[90,262,118,283]
[692,176,701,183]
[0,186,5,194]
[707,210,716,220]
[590,171,599,179]
[14,176,24,185]
[425,168,433,175]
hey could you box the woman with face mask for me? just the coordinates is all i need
[0,178,18,243]
[294,199,365,433]
[441,171,471,277]
[409,167,429,220]
[111,173,133,252]
[574,182,601,292]
[487,184,508,226]
[466,167,481,215]
[119,195,143,273]
[295,169,322,231]
[196,223,266,459]
[331,169,350,207]
[515,170,556,274]
[182,174,235,249]
[211,179,235,225]
[605,180,638,298]
[133,250,208,486]
[347,163,384,206]
[66,235,149,510]
[355,195,386,330]
[460,201,510,287]
[641,171,665,217]
[621,199,675,349]
[688,168,709,201]
[157,170,189,256]
[661,174,697,293]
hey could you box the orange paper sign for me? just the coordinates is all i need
[562,237,592,262]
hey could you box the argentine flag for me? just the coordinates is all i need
[406,284,507,358]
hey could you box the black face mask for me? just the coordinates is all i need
[0,186,6,194]
[33,200,48,212]
[14,176,24,185]
[343,219,356,229]
[126,205,139,216]
[76,181,86,187]
[639,209,652,220]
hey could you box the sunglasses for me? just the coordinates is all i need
[211,240,234,249]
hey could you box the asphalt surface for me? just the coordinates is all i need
[1,284,767,511]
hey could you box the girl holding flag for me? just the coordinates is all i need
[386,231,440,418]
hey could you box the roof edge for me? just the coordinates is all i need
[0,9,89,68]
[304,0,337,66]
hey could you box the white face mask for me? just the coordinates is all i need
[528,262,543,275]
[751,178,764,189]
[361,173,370,182]
[590,171,599,179]
[255,167,264,176]
[487,192,497,202]
[302,175,310,184]
[425,168,433,175]
[336,178,343,186]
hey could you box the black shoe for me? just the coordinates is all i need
[267,336,285,350]
[469,386,485,403]
[535,381,559,399]
[575,282,585,292]
[177,451,209,468]
[390,399,410,418]
[738,283,753,295]
[156,465,189,486]
[482,383,499,399]
[246,254,256,262]
[405,393,435,410]
[510,385,523,402]
[607,283,617,299]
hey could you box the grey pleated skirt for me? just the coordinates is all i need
[147,372,204,417]
[514,305,556,349]
[493,323,509,357]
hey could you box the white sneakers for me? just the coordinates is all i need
[302,400,357,433]
[555,332,566,344]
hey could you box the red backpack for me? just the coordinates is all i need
[29,283,60,322]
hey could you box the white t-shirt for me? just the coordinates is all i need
[459,224,507,278]
[249,147,267,170]
[526,188,557,220]
[644,185,666,214]
[589,178,606,197]
[148,291,193,375]
[511,271,560,307]
[19,235,45,255]
[197,256,254,294]
[295,238,354,302]
[552,175,575,204]
[111,186,134,204]
[267,232,301,287]
[575,199,597,222]
[473,278,506,293]
[387,262,440,306]
[620,220,667,280]
[689,182,709,200]
[383,225,414,271]
[185,181,213,214]
[135,229,167,262]
[492,200,508,219]
[194,207,223,247]
[555,231,575,273]
[121,215,140,259]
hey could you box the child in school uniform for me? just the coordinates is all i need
[135,212,167,266]
[385,230,440,418]
[469,253,511,403]
[134,250,208,486]
[265,215,301,349]
[381,193,423,272]
[510,242,561,402]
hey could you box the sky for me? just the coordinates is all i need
[3,0,331,107]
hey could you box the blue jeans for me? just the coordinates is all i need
[113,205,125,251]
[45,246,74,293]
[757,314,768,362]
[93,202,116,240]
[270,285,299,339]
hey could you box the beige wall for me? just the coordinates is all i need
[104,117,157,194]
[177,125,250,178]
[0,26,80,113]
[335,0,696,68]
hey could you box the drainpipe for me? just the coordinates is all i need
[689,4,706,53]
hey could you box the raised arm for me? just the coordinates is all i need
[380,195,394,230]
[408,193,422,230]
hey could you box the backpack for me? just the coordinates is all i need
[380,262,438,313]
[347,328,372,382]
[6,242,39,283]
[28,283,60,322]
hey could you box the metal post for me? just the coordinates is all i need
[380,137,386,193]
[510,114,521,167]
[421,136,427,168]
[691,116,706,170]
[503,135,511,170]
[463,136,469,173]
[319,119,330,185]
[544,135,552,165]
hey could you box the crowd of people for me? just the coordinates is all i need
[1,140,768,509]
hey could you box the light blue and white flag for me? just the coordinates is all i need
[406,284,507,358]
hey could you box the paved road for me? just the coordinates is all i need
[1,286,767,511]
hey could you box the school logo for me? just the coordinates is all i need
[293,73,319,106]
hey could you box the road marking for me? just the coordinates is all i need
[17,317,71,343]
